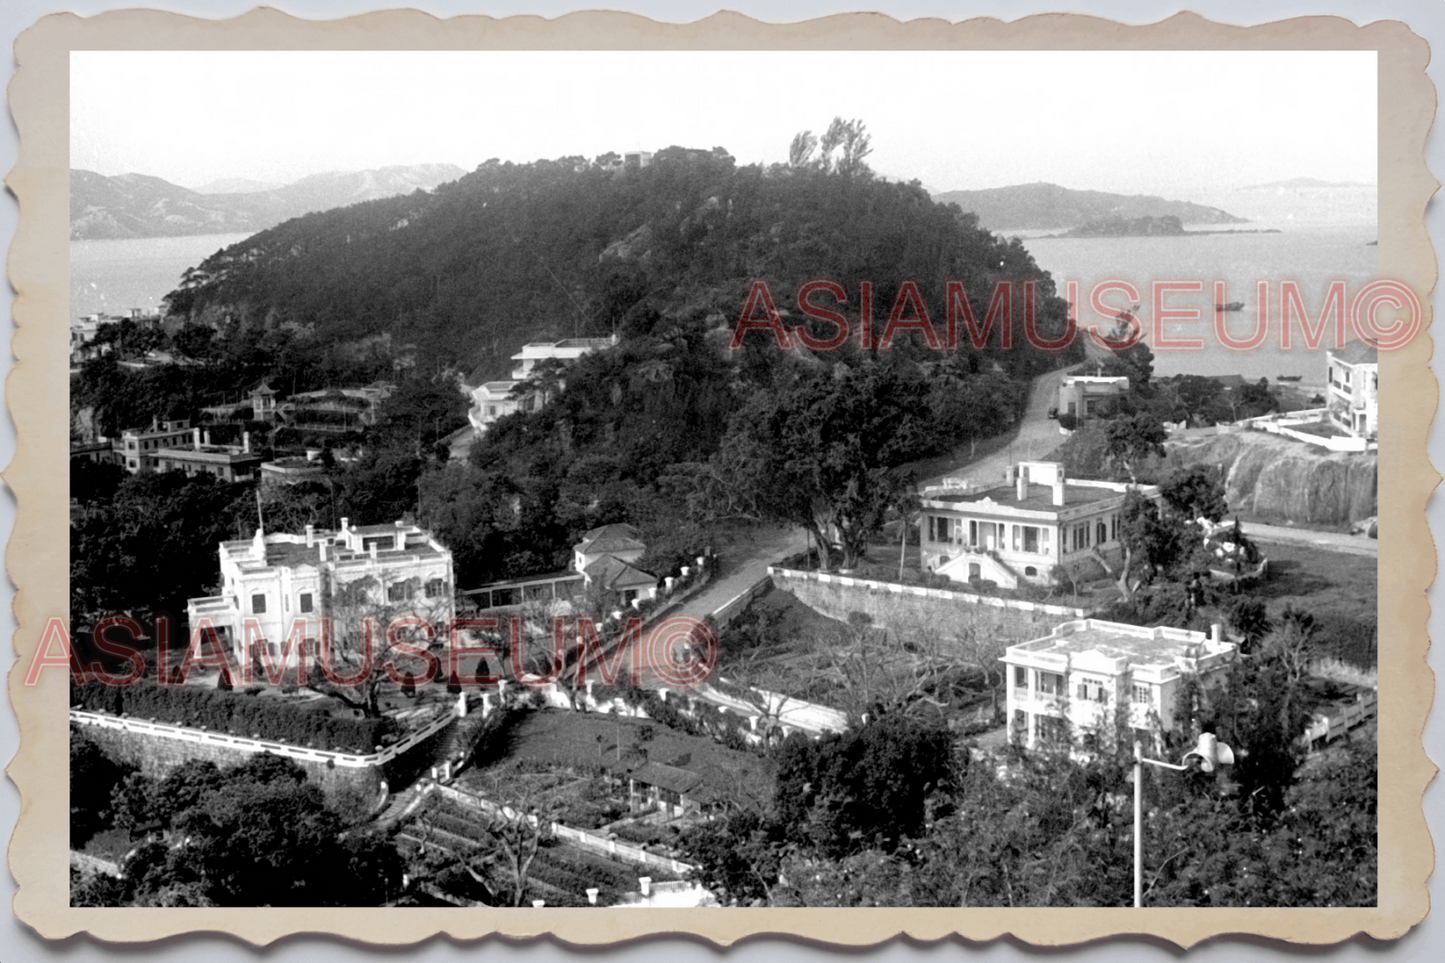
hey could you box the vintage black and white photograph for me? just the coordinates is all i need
[61,39,1390,916]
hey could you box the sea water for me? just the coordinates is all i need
[69,232,256,321]
[1020,222,1378,382]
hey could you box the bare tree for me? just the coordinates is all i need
[476,777,565,907]
[309,570,452,717]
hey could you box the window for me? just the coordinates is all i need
[425,579,445,599]
[387,583,409,603]
[299,593,313,614]
[1131,684,1151,705]
[1014,666,1029,689]
[1023,526,1039,553]
[1097,521,1108,545]
[969,520,979,546]
[1039,672,1064,695]
[1024,566,1037,576]
[251,594,267,614]
[1076,678,1108,703]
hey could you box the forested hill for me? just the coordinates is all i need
[162,147,1081,384]
[932,182,1245,232]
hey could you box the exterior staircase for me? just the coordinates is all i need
[437,708,495,775]
[935,548,1021,589]
[371,779,434,829]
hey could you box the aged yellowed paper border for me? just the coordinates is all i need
[7,7,1437,947]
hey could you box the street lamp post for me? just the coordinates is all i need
[1133,732,1235,908]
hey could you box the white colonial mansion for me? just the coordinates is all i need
[1001,618,1237,756]
[920,461,1160,590]
[187,519,455,669]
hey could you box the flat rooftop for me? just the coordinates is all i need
[926,481,1125,512]
[1010,619,1226,667]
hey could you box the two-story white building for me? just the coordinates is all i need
[921,461,1159,589]
[465,336,616,435]
[1325,341,1378,440]
[1002,618,1237,756]
[117,418,195,474]
[187,518,455,670]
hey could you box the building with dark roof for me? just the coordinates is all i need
[627,761,719,817]
[572,523,657,604]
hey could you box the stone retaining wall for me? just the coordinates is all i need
[768,567,1089,642]
[69,708,456,808]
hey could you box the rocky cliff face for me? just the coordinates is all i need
[1163,431,1377,527]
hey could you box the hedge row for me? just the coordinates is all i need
[70,679,398,753]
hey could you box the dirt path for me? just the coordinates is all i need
[1239,521,1377,558]
[919,363,1081,490]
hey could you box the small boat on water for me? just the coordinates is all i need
[1276,374,1303,382]
[1214,301,1245,312]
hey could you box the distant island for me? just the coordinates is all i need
[1061,214,1282,239]
[70,164,466,240]
[931,181,1246,232]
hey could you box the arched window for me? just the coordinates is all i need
[1024,566,1038,577]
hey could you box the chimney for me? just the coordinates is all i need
[1211,622,1223,645]
[1052,480,1065,507]
[318,541,327,562]
[203,429,212,446]
[192,427,202,450]
[1016,466,1028,501]
[305,524,315,547]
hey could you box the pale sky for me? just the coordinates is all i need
[71,49,1377,197]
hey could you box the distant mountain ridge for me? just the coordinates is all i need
[70,164,467,240]
[931,182,1246,232]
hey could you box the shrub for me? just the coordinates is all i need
[70,679,398,752]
